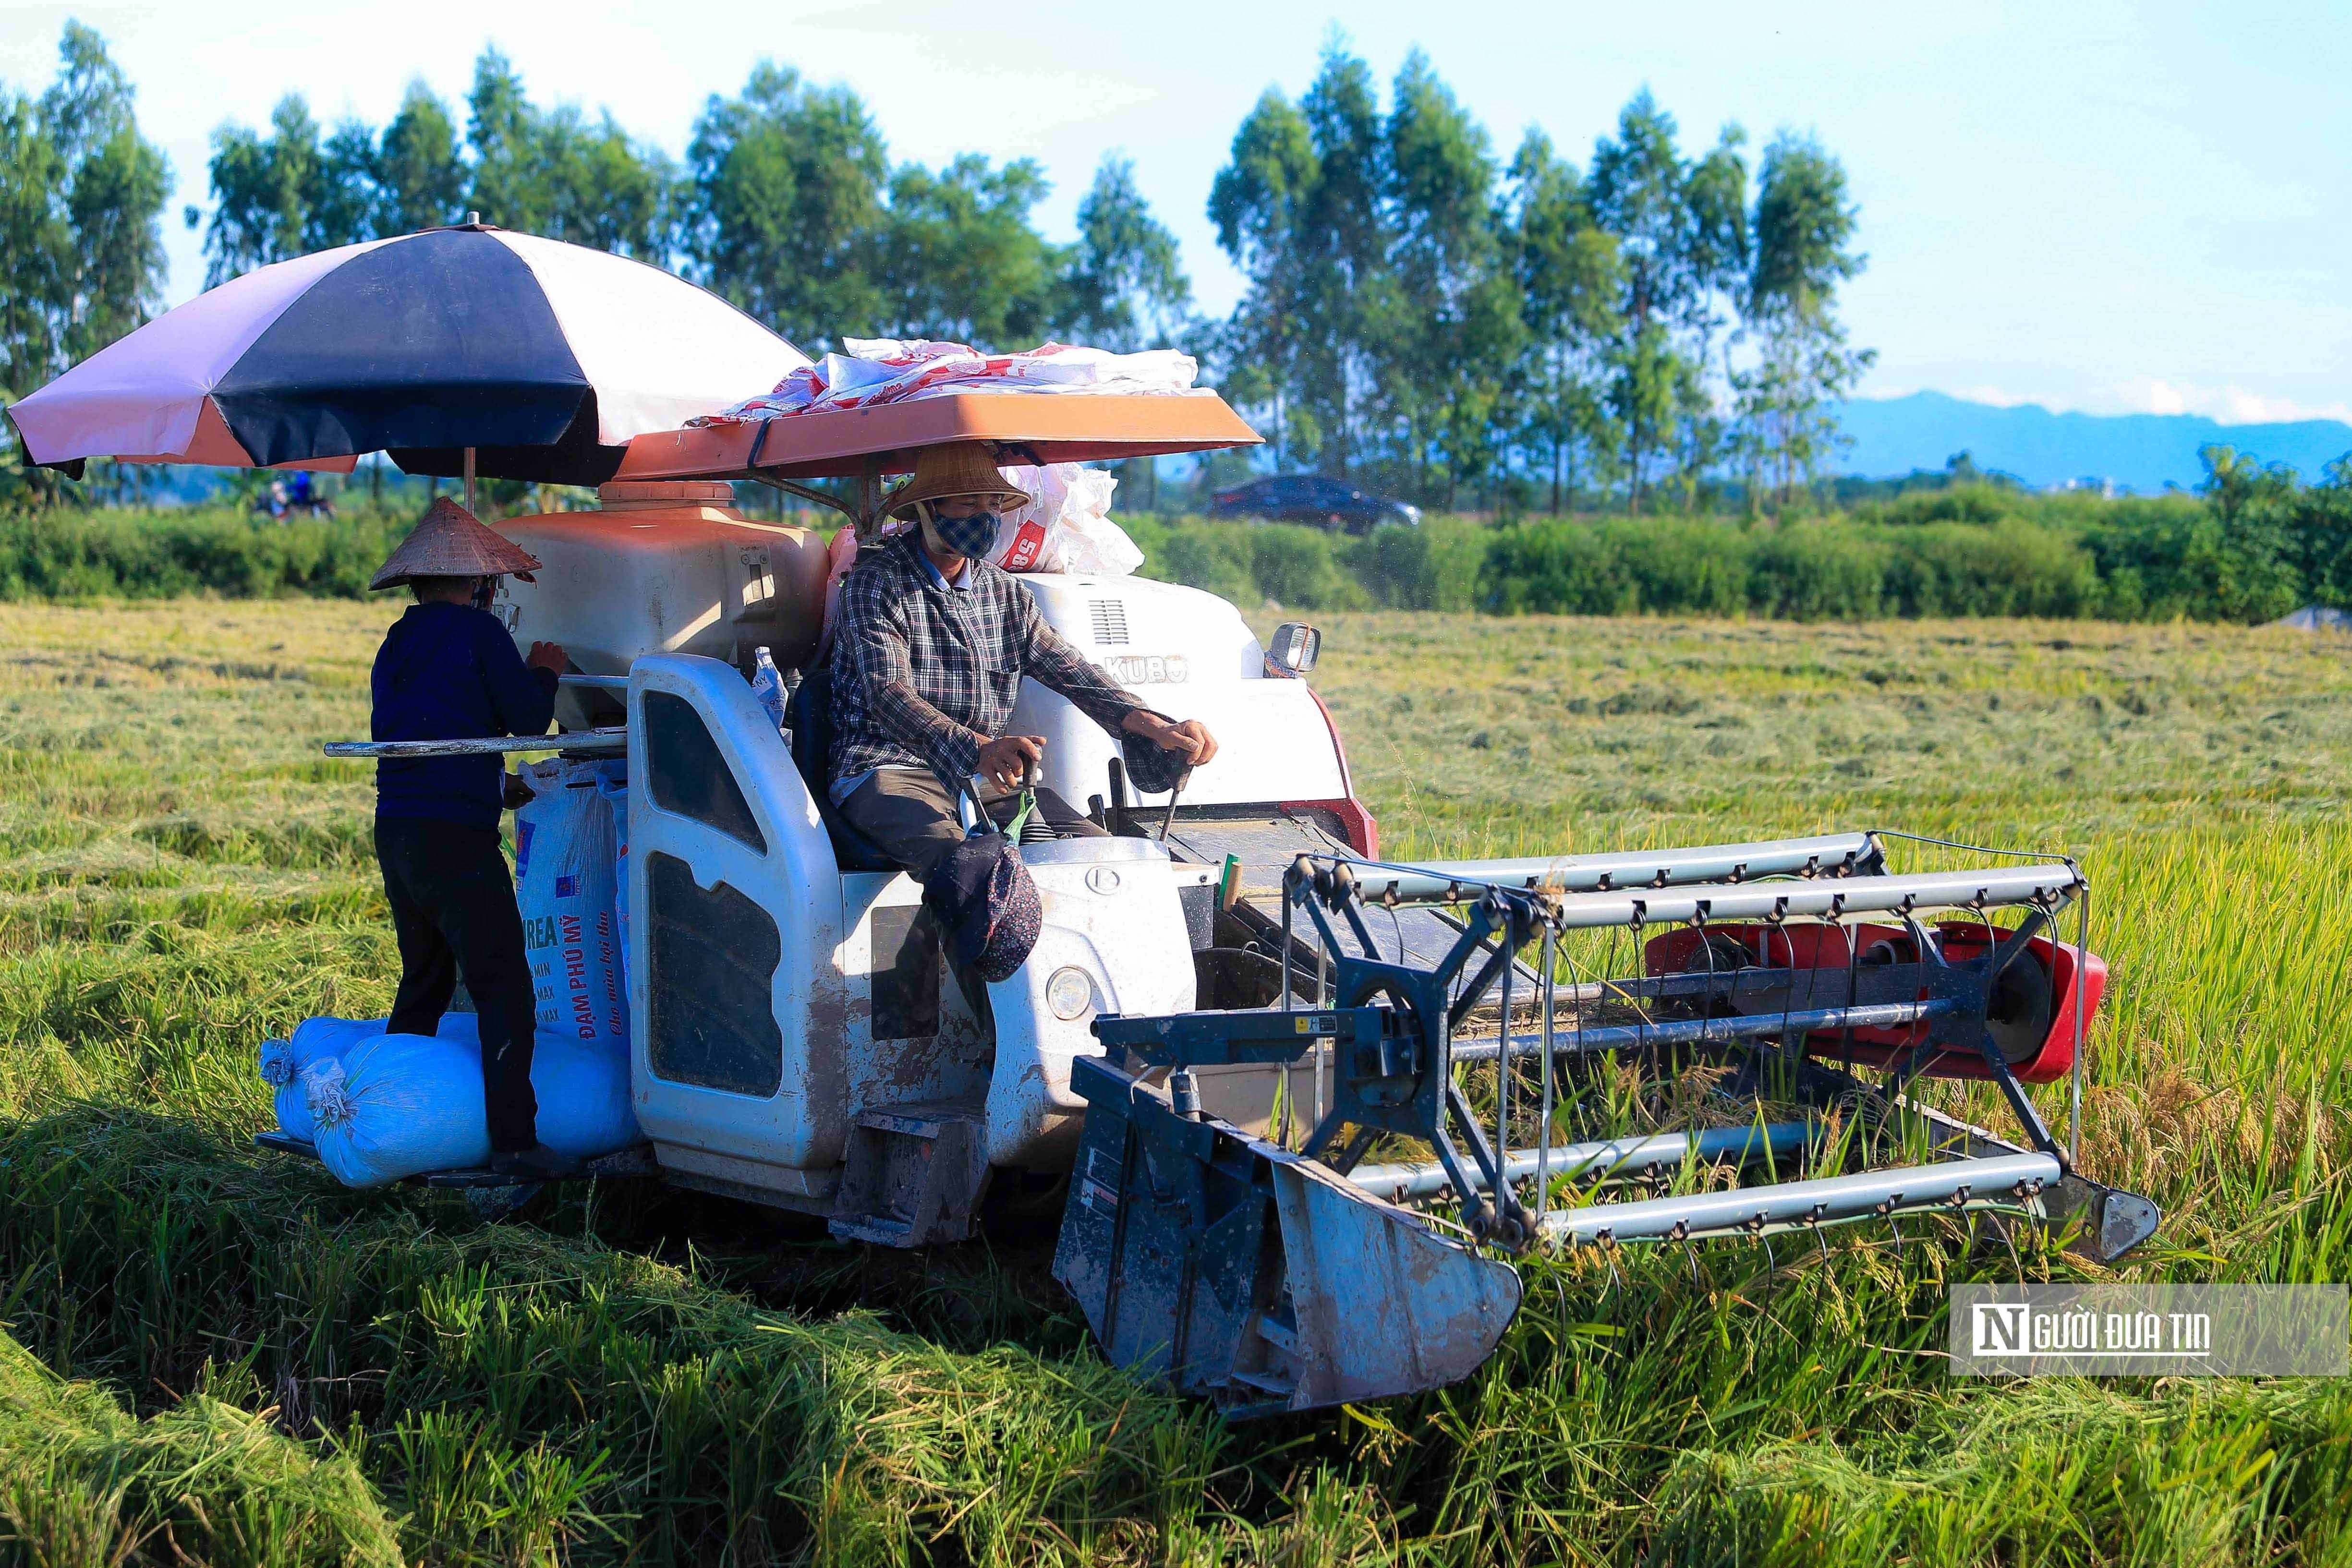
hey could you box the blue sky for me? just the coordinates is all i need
[3,0,2345,422]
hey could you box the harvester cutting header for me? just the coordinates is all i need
[4,224,2159,1415]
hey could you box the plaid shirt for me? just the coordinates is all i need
[828,529,1145,789]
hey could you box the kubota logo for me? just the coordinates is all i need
[1104,653,1188,685]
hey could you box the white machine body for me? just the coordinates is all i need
[1006,575,1348,810]
[490,484,830,729]
[614,556,1327,1220]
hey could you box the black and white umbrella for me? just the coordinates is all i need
[4,221,809,487]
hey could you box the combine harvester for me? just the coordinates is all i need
[314,393,2158,1415]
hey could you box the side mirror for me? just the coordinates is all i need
[1267,621,1321,676]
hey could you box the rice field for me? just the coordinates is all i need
[0,597,2347,1566]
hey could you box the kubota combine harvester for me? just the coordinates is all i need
[312,393,2158,1415]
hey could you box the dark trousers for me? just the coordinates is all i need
[374,817,539,1153]
[837,769,1104,881]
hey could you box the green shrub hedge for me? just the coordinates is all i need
[0,506,406,599]
[1131,496,2332,623]
[1,487,2338,624]
[1138,514,2128,621]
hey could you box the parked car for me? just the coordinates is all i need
[1208,474,1420,532]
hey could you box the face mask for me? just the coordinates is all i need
[922,507,1000,564]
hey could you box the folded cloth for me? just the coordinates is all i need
[921,832,1042,986]
[697,339,1202,424]
[1120,725,1194,798]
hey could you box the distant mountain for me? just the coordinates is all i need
[1833,390,2352,492]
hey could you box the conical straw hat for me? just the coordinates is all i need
[884,442,1033,520]
[369,497,543,590]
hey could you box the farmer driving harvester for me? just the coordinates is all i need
[366,498,573,1179]
[827,441,1217,875]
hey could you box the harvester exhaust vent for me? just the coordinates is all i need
[1088,599,1130,644]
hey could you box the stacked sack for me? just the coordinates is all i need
[515,757,628,1054]
[983,463,1145,576]
[298,1026,638,1188]
[258,759,641,1189]
[595,764,633,1012]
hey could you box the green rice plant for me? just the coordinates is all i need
[0,1097,1227,1566]
[1645,1379,2352,1567]
[0,1329,401,1568]
[1,600,2348,1564]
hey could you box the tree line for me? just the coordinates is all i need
[1,24,1870,512]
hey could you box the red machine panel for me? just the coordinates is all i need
[1642,920,2105,1085]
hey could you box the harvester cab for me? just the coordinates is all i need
[317,393,2160,1416]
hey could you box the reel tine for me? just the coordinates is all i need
[1496,900,1514,1208]
[1537,920,1557,1223]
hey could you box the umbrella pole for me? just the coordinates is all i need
[464,446,476,515]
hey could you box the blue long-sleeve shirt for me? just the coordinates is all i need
[371,602,558,828]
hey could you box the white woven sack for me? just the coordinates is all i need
[515,759,628,1054]
[983,463,1145,576]
[303,1034,492,1188]
[524,1036,640,1161]
[595,768,633,1015]
[302,1029,643,1189]
[264,1014,476,1142]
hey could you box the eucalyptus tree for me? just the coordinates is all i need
[465,52,675,258]
[874,153,1064,347]
[1381,50,1521,507]
[1292,45,1391,478]
[1673,127,1749,501]
[1586,91,1754,511]
[0,18,169,398]
[1063,156,1192,352]
[194,96,319,281]
[0,93,72,404]
[1586,91,1694,510]
[1208,86,1318,467]
[38,22,170,363]
[1066,155,1193,509]
[376,84,465,234]
[1739,131,1872,509]
[1504,129,1623,512]
[196,54,673,283]
[685,62,889,349]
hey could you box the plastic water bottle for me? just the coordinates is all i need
[750,646,787,733]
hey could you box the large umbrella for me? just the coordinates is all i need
[4,220,809,491]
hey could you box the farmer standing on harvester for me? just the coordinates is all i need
[366,497,573,1178]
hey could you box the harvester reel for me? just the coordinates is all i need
[1057,832,2158,1416]
[1984,943,2056,1064]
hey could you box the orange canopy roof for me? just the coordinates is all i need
[610,391,1261,483]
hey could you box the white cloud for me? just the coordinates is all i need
[1945,384,2042,409]
[2110,378,2352,426]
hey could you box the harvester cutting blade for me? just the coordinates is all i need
[1055,1053,1522,1415]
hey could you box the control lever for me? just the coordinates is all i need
[1106,757,1130,835]
[966,752,1049,844]
[1158,769,1190,842]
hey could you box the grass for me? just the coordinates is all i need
[0,597,2347,1565]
